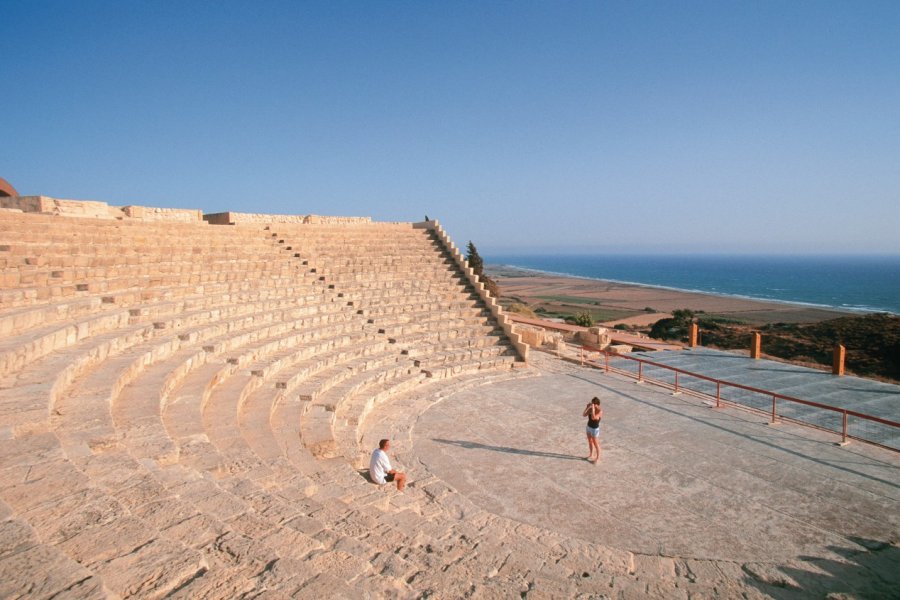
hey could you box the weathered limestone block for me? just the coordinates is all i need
[0,195,53,212]
[514,325,564,349]
[577,326,611,348]
[96,538,205,598]
[121,205,203,222]
[203,211,372,225]
[0,544,106,599]
[609,344,633,354]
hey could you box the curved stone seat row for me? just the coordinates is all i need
[6,284,396,594]
[1,256,301,288]
[0,264,308,308]
[0,211,534,595]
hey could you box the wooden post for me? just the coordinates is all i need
[833,344,846,376]
[750,332,761,359]
[688,323,699,348]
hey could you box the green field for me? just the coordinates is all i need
[536,307,640,323]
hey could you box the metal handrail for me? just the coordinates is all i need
[580,345,900,452]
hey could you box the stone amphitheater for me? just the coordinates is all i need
[1,196,898,599]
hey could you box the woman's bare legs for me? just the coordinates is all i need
[587,433,600,461]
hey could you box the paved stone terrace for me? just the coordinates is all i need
[618,348,900,449]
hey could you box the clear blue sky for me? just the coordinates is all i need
[2,1,899,254]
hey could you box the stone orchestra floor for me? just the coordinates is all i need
[405,352,899,593]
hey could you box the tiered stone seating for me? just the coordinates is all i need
[0,207,545,596]
[265,223,522,465]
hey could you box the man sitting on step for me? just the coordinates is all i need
[370,439,407,491]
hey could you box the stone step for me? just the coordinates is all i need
[1,437,207,598]
[112,314,374,465]
[0,292,344,378]
[312,264,457,278]
[369,306,489,329]
[337,286,477,307]
[355,297,476,317]
[235,344,398,472]
[0,516,107,599]
[414,343,515,369]
[421,354,518,380]
[0,308,133,377]
[0,267,310,308]
[389,328,506,352]
[0,258,306,288]
[333,372,430,464]
[300,360,420,459]
[0,272,328,310]
[379,319,497,339]
[292,350,405,406]
[166,332,385,477]
[0,283,330,339]
[304,255,455,268]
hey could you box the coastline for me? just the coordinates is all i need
[488,264,852,326]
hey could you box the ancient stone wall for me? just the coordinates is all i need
[0,196,204,222]
[0,196,113,219]
[204,211,373,225]
[121,205,203,222]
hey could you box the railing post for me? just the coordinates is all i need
[716,381,721,408]
[770,395,778,424]
[580,346,584,366]
[833,344,846,376]
[637,362,643,383]
[604,351,609,373]
[673,371,680,395]
[840,411,850,446]
[750,332,762,359]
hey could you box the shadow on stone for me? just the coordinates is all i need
[432,438,584,461]
[744,536,900,599]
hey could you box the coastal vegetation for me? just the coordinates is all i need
[567,312,594,327]
[466,242,500,298]
[506,303,537,318]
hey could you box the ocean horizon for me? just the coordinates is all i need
[487,254,900,316]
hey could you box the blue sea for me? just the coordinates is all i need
[487,254,900,315]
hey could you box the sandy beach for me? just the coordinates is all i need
[489,265,850,326]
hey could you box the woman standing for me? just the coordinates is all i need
[583,397,602,463]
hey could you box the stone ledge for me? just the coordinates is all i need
[0,196,204,222]
[204,212,373,226]
[121,205,203,222]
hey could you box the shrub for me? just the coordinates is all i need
[574,312,594,327]
[466,241,500,299]
[649,317,680,340]
[507,303,537,318]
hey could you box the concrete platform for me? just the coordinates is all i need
[412,352,900,573]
